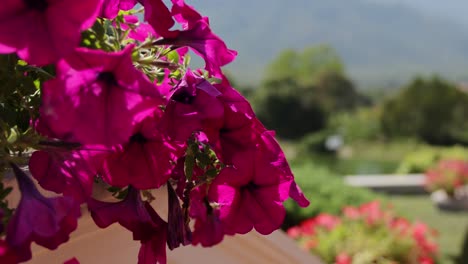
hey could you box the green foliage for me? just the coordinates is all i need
[329,107,382,142]
[254,45,368,140]
[297,131,333,154]
[0,55,51,178]
[396,145,468,174]
[264,45,344,86]
[313,220,415,264]
[253,78,327,139]
[283,163,381,229]
[381,76,468,146]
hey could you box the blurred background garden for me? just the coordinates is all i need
[193,0,468,263]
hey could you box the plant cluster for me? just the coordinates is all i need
[282,163,380,229]
[425,159,468,196]
[287,201,438,264]
[0,0,309,263]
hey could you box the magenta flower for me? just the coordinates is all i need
[138,230,167,264]
[121,15,157,42]
[166,184,191,250]
[138,203,168,264]
[141,0,177,38]
[6,163,81,262]
[29,147,106,203]
[171,0,203,30]
[100,0,136,19]
[40,46,163,147]
[189,187,226,247]
[63,257,80,264]
[88,187,162,241]
[159,70,224,142]
[208,131,309,235]
[154,20,237,77]
[100,114,184,190]
[0,239,19,264]
[0,0,102,65]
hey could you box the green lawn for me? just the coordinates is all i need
[388,195,468,264]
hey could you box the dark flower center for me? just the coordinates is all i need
[172,89,195,104]
[129,133,148,144]
[97,71,118,87]
[243,181,259,192]
[23,0,49,12]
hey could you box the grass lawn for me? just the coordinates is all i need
[388,195,468,264]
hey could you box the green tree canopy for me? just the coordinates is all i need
[253,45,368,139]
[381,76,468,145]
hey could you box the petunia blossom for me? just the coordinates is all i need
[159,69,224,142]
[189,187,226,247]
[0,239,19,264]
[40,45,163,147]
[6,163,81,262]
[100,113,184,190]
[121,15,158,42]
[170,0,203,30]
[29,147,107,203]
[100,0,136,19]
[166,184,191,250]
[208,131,309,235]
[88,186,160,241]
[0,0,102,65]
[153,20,237,77]
[141,0,177,38]
[138,203,168,264]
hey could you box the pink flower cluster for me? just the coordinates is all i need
[287,201,438,264]
[0,0,308,263]
[425,159,468,195]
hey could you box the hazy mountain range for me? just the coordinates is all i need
[187,0,468,87]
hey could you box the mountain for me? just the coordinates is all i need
[371,0,468,28]
[186,0,468,87]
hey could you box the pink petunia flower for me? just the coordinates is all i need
[100,0,137,19]
[208,131,309,236]
[141,0,177,38]
[88,186,164,241]
[189,186,226,247]
[0,0,102,65]
[100,113,184,190]
[154,20,237,77]
[6,163,81,262]
[159,69,224,142]
[0,239,19,264]
[63,257,80,264]
[29,147,107,203]
[170,0,203,30]
[137,203,168,264]
[166,183,191,250]
[40,45,163,147]
[121,15,158,42]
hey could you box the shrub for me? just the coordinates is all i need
[425,159,468,196]
[283,163,381,229]
[397,145,468,174]
[288,201,439,264]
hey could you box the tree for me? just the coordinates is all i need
[253,45,368,139]
[381,76,468,145]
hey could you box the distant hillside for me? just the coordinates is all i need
[373,0,468,28]
[188,0,468,87]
